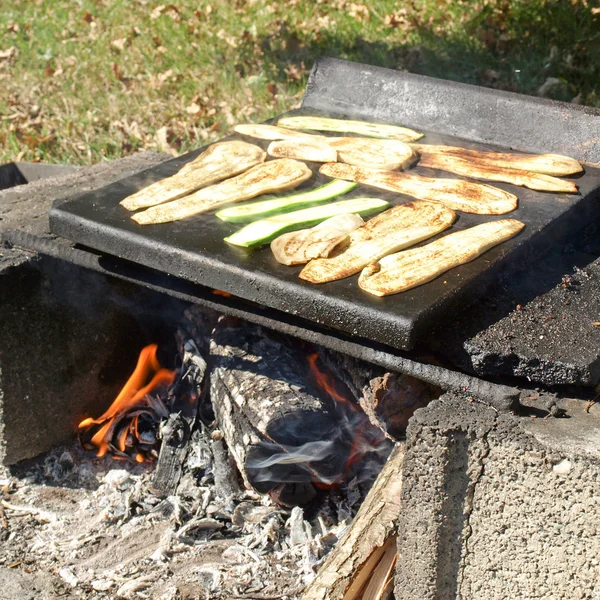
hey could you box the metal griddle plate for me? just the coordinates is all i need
[49,61,600,351]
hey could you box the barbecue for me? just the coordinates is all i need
[1,57,600,600]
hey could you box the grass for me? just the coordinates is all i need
[0,0,599,165]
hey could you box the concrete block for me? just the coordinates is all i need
[396,393,600,599]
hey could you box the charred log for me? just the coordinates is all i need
[319,349,441,440]
[301,443,405,600]
[209,319,355,505]
[151,340,207,496]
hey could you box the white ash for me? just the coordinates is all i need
[0,424,387,600]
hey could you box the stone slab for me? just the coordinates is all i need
[427,210,600,387]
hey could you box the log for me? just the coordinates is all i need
[150,340,207,496]
[209,320,353,505]
[318,348,441,440]
[300,443,405,600]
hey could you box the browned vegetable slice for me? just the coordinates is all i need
[277,116,424,142]
[319,162,518,215]
[132,159,312,225]
[120,141,266,211]
[267,139,338,163]
[359,219,525,296]
[327,137,417,170]
[271,213,365,265]
[234,123,320,141]
[299,201,456,284]
[412,144,583,176]
[418,154,579,193]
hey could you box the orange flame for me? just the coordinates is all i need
[307,352,379,480]
[78,344,176,460]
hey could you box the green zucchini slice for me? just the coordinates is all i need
[215,179,357,223]
[224,197,389,248]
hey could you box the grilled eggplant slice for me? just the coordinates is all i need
[277,116,423,142]
[327,137,417,170]
[359,219,525,296]
[299,201,456,284]
[267,139,338,163]
[234,123,320,141]
[412,144,583,177]
[132,159,312,225]
[319,162,518,215]
[271,214,365,265]
[418,154,579,193]
[120,141,266,211]
[225,197,388,248]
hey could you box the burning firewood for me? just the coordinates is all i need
[208,318,385,506]
[300,443,404,600]
[151,339,208,496]
[78,343,176,463]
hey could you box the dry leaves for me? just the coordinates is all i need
[383,10,410,29]
[347,3,370,22]
[0,46,17,62]
[154,126,178,156]
[185,102,201,115]
[111,38,128,52]
[150,4,181,21]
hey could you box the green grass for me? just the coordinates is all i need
[0,0,598,165]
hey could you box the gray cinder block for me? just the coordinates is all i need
[396,394,600,599]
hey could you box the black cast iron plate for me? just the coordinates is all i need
[49,111,600,350]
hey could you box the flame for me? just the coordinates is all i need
[307,352,381,482]
[78,344,176,461]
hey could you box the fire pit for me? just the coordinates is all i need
[1,57,600,599]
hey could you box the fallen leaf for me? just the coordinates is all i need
[347,3,370,22]
[112,63,125,81]
[592,7,600,15]
[44,63,55,77]
[592,322,600,327]
[186,102,201,115]
[82,11,95,23]
[0,46,17,61]
[154,126,178,156]
[111,38,127,52]
[284,63,305,83]
[383,10,409,29]
[150,5,166,19]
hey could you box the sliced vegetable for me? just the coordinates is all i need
[120,141,266,211]
[132,159,312,225]
[277,116,423,142]
[215,179,357,223]
[319,162,518,215]
[299,201,456,284]
[359,219,525,296]
[411,144,583,177]
[234,123,321,141]
[271,214,365,266]
[267,138,338,163]
[327,137,417,171]
[224,197,389,248]
[418,154,579,193]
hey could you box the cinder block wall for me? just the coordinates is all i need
[395,393,600,600]
[0,253,185,464]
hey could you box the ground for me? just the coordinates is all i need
[0,0,599,165]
